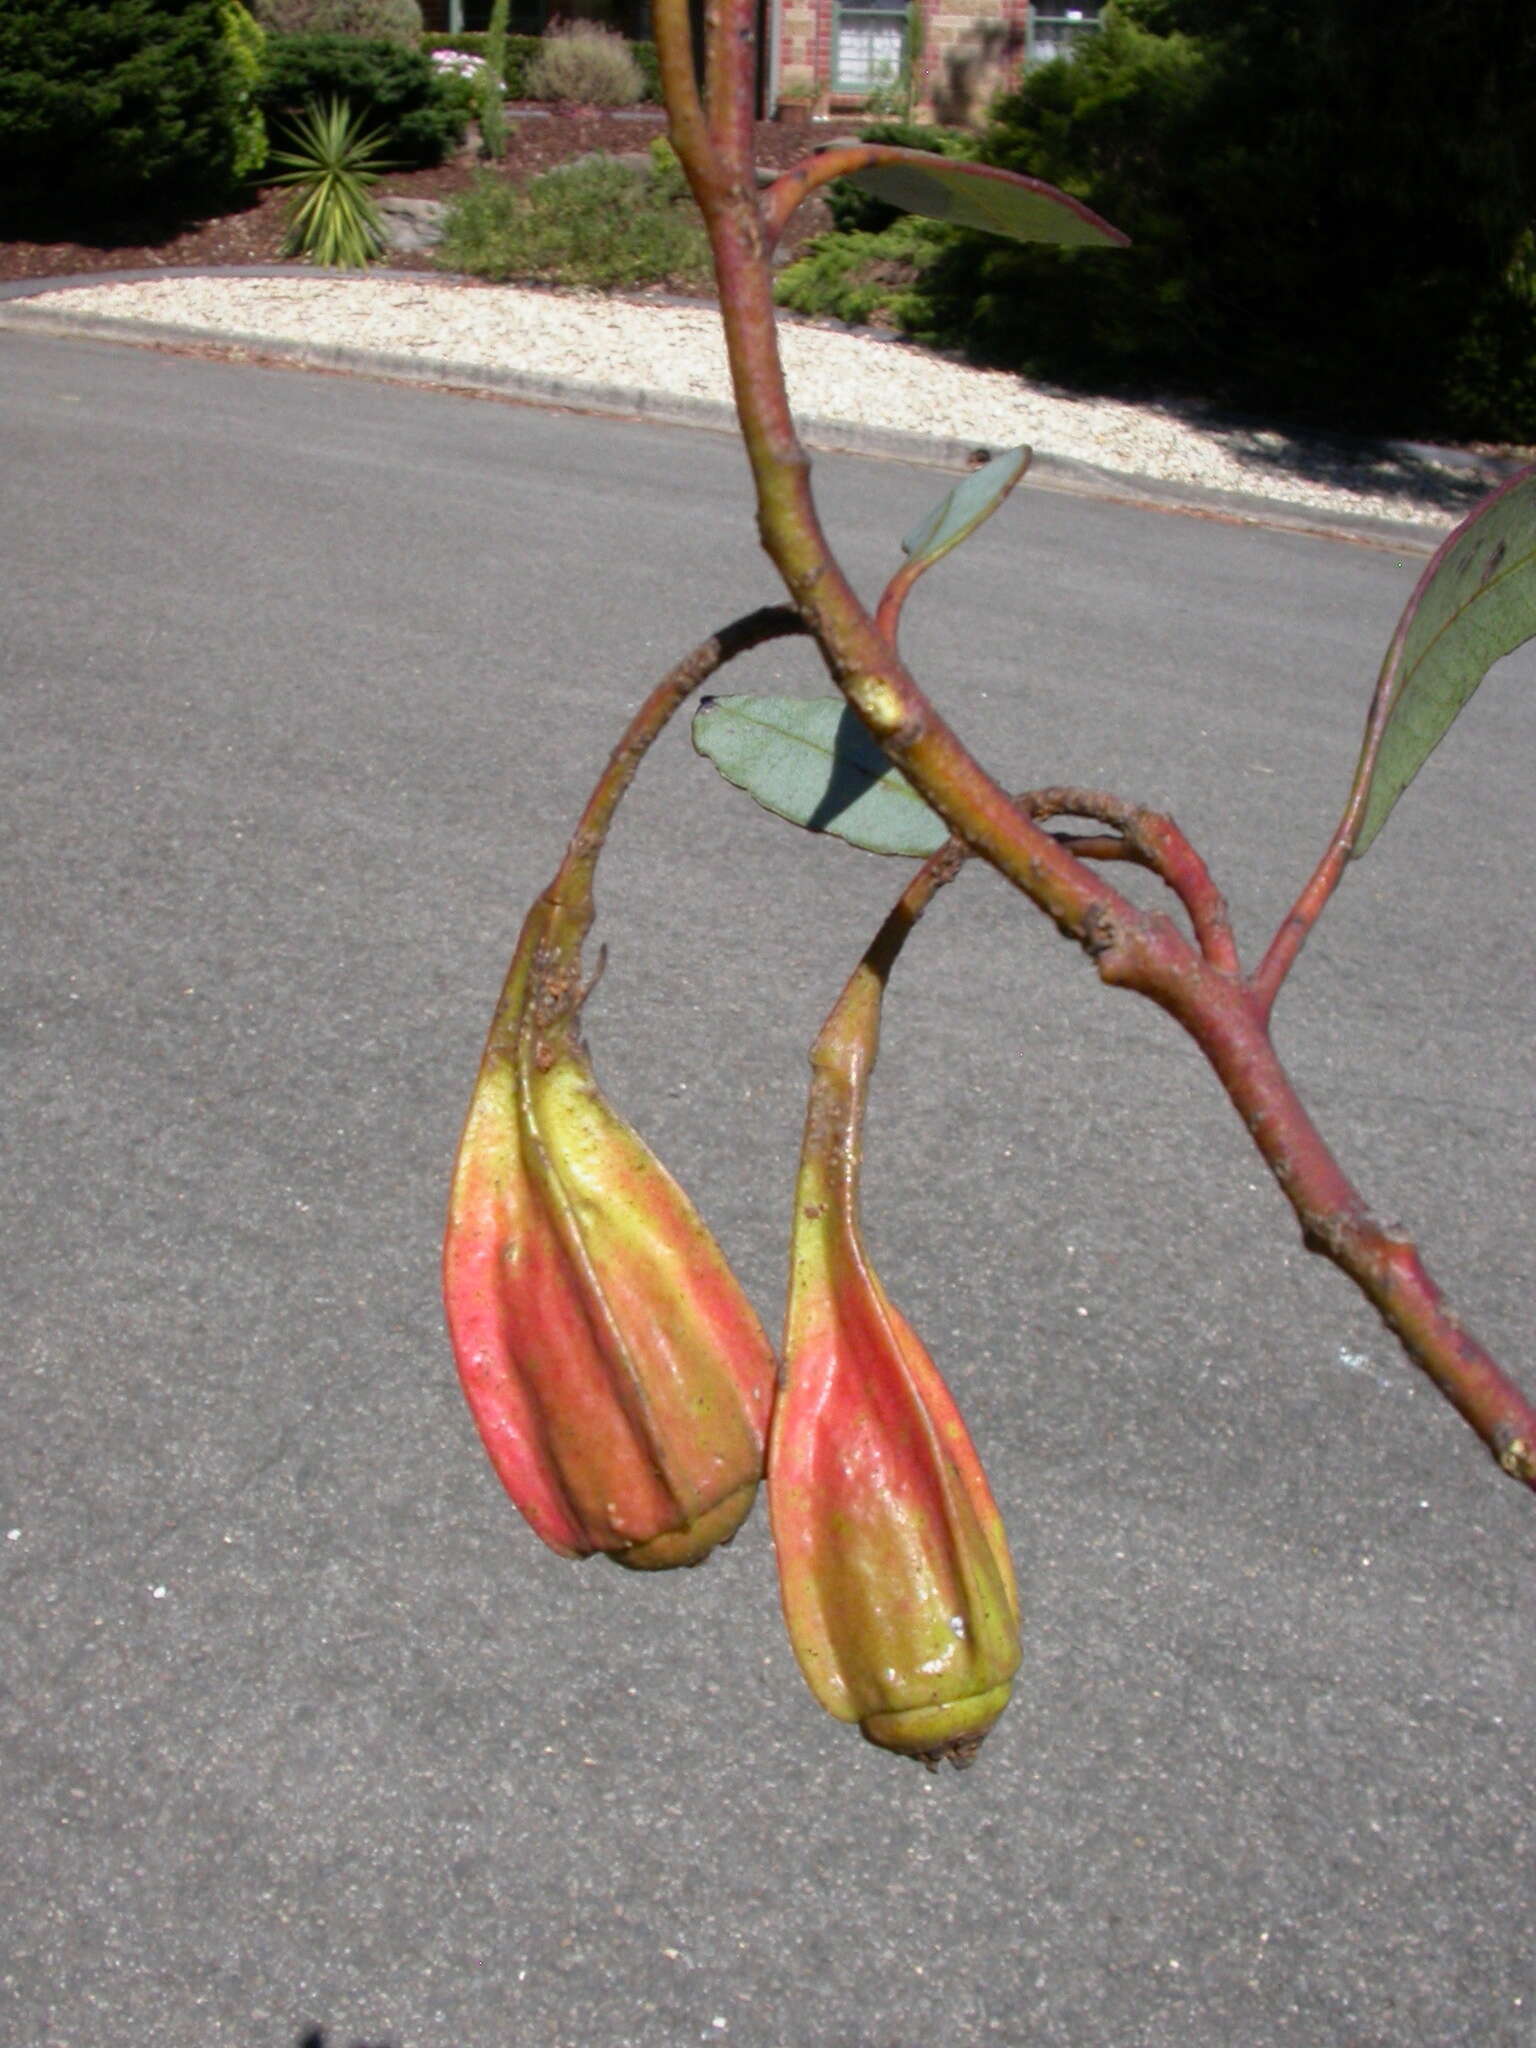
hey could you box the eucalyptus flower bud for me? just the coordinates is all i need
[771,965,1019,1765]
[445,895,776,1570]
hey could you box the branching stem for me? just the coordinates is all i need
[652,13,1536,1489]
[1020,788,1240,975]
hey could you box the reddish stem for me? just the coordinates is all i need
[540,606,806,973]
[873,556,923,648]
[1022,788,1241,976]
[876,831,1536,1483]
[1130,946,1536,1484]
[1251,830,1351,1020]
[654,1,1536,1490]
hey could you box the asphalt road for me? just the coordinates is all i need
[3,331,1534,2048]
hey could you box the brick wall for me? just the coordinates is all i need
[775,0,1032,120]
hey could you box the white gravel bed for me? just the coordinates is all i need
[7,272,1497,528]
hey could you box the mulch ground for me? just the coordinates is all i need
[0,110,834,287]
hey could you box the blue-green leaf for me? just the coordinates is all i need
[1352,464,1536,857]
[843,150,1128,248]
[902,447,1031,572]
[691,696,947,857]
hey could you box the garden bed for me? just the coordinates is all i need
[0,110,835,287]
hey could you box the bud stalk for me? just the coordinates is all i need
[771,850,1021,1765]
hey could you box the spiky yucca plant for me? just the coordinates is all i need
[270,96,394,267]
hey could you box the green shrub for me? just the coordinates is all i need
[904,8,1216,395]
[426,32,490,57]
[1444,237,1536,445]
[646,134,686,194]
[629,38,662,102]
[524,21,645,108]
[259,31,469,166]
[223,0,270,182]
[903,0,1536,438]
[251,0,422,42]
[774,215,944,329]
[0,0,252,231]
[437,154,711,289]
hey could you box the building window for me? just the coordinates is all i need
[833,0,907,94]
[1026,3,1101,65]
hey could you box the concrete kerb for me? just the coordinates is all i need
[0,268,1444,556]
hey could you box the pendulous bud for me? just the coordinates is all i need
[770,964,1020,1767]
[444,892,777,1570]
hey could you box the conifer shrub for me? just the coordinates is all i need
[1443,237,1536,445]
[223,0,270,182]
[902,0,1536,439]
[0,0,251,232]
[258,31,470,166]
[773,216,942,329]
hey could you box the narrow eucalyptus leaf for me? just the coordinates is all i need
[1353,464,1536,857]
[902,447,1031,572]
[691,696,948,857]
[843,151,1128,248]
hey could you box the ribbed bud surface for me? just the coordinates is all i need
[771,969,1019,1765]
[445,897,776,1568]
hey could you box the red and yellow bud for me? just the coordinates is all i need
[445,893,777,1570]
[771,964,1019,1766]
